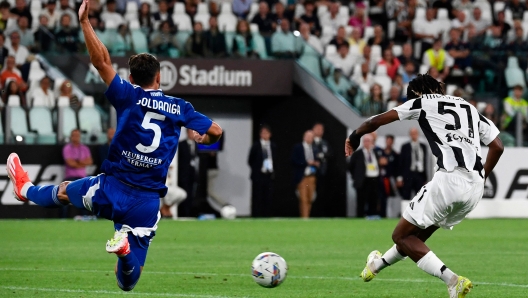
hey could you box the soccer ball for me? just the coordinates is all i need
[220,205,236,219]
[251,252,288,288]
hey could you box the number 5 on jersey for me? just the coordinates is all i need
[136,112,166,153]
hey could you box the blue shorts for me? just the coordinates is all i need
[66,174,160,266]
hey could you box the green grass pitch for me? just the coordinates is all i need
[0,218,526,297]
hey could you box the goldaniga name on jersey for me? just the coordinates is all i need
[136,97,180,115]
[122,150,163,168]
[445,133,473,145]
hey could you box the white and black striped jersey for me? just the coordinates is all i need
[393,94,500,176]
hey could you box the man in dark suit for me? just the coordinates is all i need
[291,130,320,218]
[178,129,199,217]
[349,133,381,217]
[248,125,277,217]
[312,122,331,212]
[398,127,428,200]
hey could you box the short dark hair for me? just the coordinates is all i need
[259,124,271,134]
[386,134,394,141]
[406,74,445,100]
[128,53,160,87]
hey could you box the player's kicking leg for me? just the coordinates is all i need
[7,152,146,291]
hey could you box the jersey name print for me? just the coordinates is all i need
[101,74,213,196]
[393,94,500,175]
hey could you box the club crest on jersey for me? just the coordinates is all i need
[445,133,473,145]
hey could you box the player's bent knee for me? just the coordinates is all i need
[57,181,72,204]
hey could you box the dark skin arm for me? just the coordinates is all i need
[345,110,400,156]
[483,137,504,179]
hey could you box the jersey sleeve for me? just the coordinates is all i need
[182,101,213,135]
[478,113,500,145]
[104,74,137,110]
[392,97,422,121]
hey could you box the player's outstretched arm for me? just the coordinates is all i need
[345,110,400,156]
[193,122,223,145]
[483,137,504,179]
[79,0,116,86]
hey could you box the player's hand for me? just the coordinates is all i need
[345,138,354,157]
[192,130,207,144]
[79,0,90,22]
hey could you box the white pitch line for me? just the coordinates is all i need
[0,286,245,298]
[1,268,528,288]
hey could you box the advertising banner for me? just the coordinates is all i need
[44,55,294,96]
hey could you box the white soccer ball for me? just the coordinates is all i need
[220,205,236,219]
[251,252,288,288]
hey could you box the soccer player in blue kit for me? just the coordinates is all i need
[6,0,222,291]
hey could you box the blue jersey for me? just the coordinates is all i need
[101,74,213,196]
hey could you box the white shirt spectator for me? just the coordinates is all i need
[41,9,61,29]
[326,53,358,77]
[351,72,375,88]
[31,87,55,108]
[320,14,347,32]
[6,44,29,65]
[470,17,491,35]
[451,16,470,30]
[412,19,441,43]
[101,11,126,27]
[304,35,323,54]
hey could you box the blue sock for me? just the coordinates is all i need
[116,252,141,291]
[26,185,63,208]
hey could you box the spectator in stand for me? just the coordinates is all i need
[273,2,293,24]
[326,68,353,99]
[138,2,153,34]
[232,0,252,19]
[271,18,296,58]
[0,33,8,69]
[233,19,258,58]
[398,127,427,200]
[56,0,79,28]
[433,0,455,19]
[401,61,417,84]
[101,0,125,27]
[2,80,26,106]
[252,2,275,36]
[329,26,348,48]
[367,25,390,51]
[484,25,504,49]
[501,85,528,132]
[509,25,528,54]
[359,45,377,73]
[393,0,417,43]
[360,83,384,116]
[427,66,443,82]
[397,43,419,71]
[369,0,388,30]
[34,15,55,53]
[97,127,115,173]
[348,2,371,37]
[320,2,347,32]
[151,0,174,29]
[451,9,470,31]
[378,48,400,80]
[30,76,55,108]
[80,15,106,46]
[386,85,402,110]
[41,1,59,29]
[0,56,26,90]
[413,8,441,59]
[508,0,526,21]
[55,14,80,53]
[483,103,499,126]
[454,0,473,11]
[349,133,380,218]
[111,23,132,56]
[116,0,140,14]
[422,38,453,81]
[6,16,34,50]
[299,22,323,54]
[352,62,375,90]
[299,1,321,37]
[445,28,471,74]
[185,22,205,58]
[326,43,357,76]
[10,0,32,27]
[348,27,366,55]
[291,129,320,218]
[150,21,180,57]
[494,10,512,39]
[59,80,80,110]
[0,1,13,31]
[204,16,227,57]
[7,31,29,68]
[469,7,490,37]
[63,128,93,183]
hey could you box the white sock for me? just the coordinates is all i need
[21,182,33,198]
[372,245,406,273]
[417,251,458,286]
